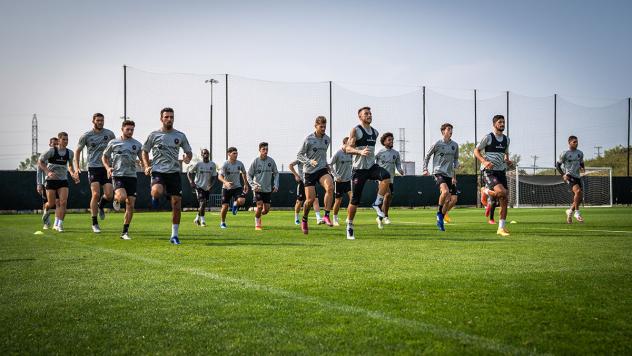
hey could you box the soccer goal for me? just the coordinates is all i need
[508,166,612,208]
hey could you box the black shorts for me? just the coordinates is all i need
[222,187,245,205]
[296,181,306,201]
[482,170,508,190]
[335,181,351,198]
[304,167,331,187]
[434,174,455,192]
[113,176,138,197]
[151,172,182,196]
[389,183,394,194]
[45,180,69,190]
[88,167,110,185]
[566,175,582,189]
[450,184,461,195]
[195,187,211,202]
[350,164,391,205]
[254,192,272,204]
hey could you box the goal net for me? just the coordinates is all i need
[508,166,612,208]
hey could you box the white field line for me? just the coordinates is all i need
[55,239,546,356]
[397,221,632,235]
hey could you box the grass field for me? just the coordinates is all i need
[1,207,631,355]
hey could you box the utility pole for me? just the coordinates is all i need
[32,114,38,156]
[398,128,408,161]
[594,146,603,158]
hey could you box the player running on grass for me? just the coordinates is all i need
[38,132,80,232]
[218,147,249,228]
[247,142,279,230]
[289,159,324,225]
[37,137,59,229]
[102,120,143,240]
[74,113,116,233]
[187,149,217,227]
[296,115,334,234]
[141,107,193,245]
[423,123,459,232]
[344,107,391,240]
[375,132,404,228]
[474,115,512,236]
[329,137,353,227]
[556,135,585,223]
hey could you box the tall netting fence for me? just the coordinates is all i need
[123,67,631,176]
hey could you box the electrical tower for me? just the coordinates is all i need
[32,114,38,156]
[397,128,408,161]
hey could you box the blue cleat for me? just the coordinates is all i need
[436,212,445,232]
[231,204,238,215]
[170,236,181,245]
[220,222,227,229]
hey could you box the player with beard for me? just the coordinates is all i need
[187,149,217,227]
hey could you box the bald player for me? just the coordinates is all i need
[187,148,218,227]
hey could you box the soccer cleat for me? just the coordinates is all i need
[480,187,488,206]
[231,204,238,215]
[193,215,200,225]
[200,221,207,227]
[170,236,181,245]
[98,206,106,220]
[255,225,263,231]
[322,216,333,227]
[565,209,573,224]
[436,212,445,231]
[55,225,64,233]
[92,225,101,233]
[113,200,121,212]
[488,219,496,225]
[120,232,131,240]
[42,209,51,225]
[443,214,451,224]
[42,223,50,230]
[372,204,386,218]
[383,216,392,225]
[294,218,300,225]
[301,220,309,234]
[376,217,384,229]
[574,212,584,223]
[496,227,510,237]
[333,217,340,227]
[316,218,324,225]
[220,222,227,229]
[346,225,355,240]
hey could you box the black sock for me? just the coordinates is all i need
[438,205,443,214]
[324,210,330,217]
[490,206,496,220]
[92,216,98,225]
[302,216,308,222]
[123,224,129,233]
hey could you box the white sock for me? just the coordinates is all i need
[54,218,60,226]
[374,194,384,206]
[172,224,179,237]
[294,213,299,220]
[574,210,581,216]
[58,219,63,226]
[347,219,353,226]
[334,215,338,221]
[201,216,205,223]
[315,211,322,219]
[499,219,506,229]
[255,217,261,225]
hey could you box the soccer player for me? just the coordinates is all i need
[38,132,80,232]
[344,107,391,240]
[289,159,323,225]
[102,120,143,240]
[74,113,116,233]
[247,142,279,230]
[218,147,249,228]
[376,132,404,228]
[474,115,512,236]
[141,107,193,245]
[423,123,459,232]
[297,116,335,234]
[556,135,585,223]
[187,148,217,227]
[37,137,59,229]
[329,137,353,226]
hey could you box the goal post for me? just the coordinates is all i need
[508,166,612,208]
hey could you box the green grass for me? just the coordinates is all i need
[1,207,631,355]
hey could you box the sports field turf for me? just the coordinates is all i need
[1,207,631,354]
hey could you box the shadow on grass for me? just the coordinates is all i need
[0,258,36,263]
[204,241,322,247]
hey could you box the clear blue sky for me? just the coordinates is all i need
[1,0,630,169]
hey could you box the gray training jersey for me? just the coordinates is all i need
[329,149,353,182]
[76,129,116,168]
[189,161,218,191]
[352,126,379,170]
[376,148,404,178]
[477,133,510,172]
[39,148,74,181]
[297,133,330,174]
[143,129,192,173]
[290,159,305,182]
[219,160,247,189]
[423,139,459,177]
[102,138,143,178]
[247,156,279,193]
[558,149,584,178]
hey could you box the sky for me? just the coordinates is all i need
[1,0,630,170]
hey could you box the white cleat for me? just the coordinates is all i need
[112,200,121,212]
[42,223,50,230]
[333,218,340,227]
[55,225,64,233]
[372,204,385,218]
[317,218,324,225]
[92,225,101,233]
[346,225,355,240]
[120,232,131,240]
[565,209,573,224]
[383,216,391,225]
[376,217,384,229]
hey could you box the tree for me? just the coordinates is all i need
[584,145,630,176]
[455,142,521,175]
[17,154,39,171]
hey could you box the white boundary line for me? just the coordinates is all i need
[53,239,545,355]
